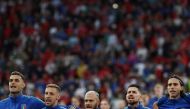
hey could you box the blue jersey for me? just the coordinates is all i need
[0,94,45,109]
[157,93,190,109]
[41,105,67,109]
[147,96,159,109]
[42,105,79,109]
[124,102,150,109]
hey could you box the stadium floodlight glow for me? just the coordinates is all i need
[112,3,119,9]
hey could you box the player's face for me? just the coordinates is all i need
[167,78,182,99]
[126,87,141,105]
[100,100,110,109]
[84,93,99,109]
[9,75,25,94]
[118,100,126,109]
[71,97,80,107]
[45,87,60,107]
[154,84,163,97]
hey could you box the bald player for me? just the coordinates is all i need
[84,91,100,109]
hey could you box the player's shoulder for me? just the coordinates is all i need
[181,93,190,104]
[67,104,80,109]
[0,97,10,107]
[24,95,41,100]
[157,95,168,105]
[185,92,190,97]
[0,97,10,103]
[21,95,37,100]
[22,95,44,104]
[24,95,45,108]
[59,105,68,109]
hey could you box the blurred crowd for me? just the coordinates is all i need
[0,0,190,108]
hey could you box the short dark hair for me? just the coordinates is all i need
[46,84,61,92]
[127,84,141,92]
[168,74,184,86]
[11,71,25,81]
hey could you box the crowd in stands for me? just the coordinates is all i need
[0,0,190,108]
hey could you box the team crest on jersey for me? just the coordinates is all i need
[21,104,26,109]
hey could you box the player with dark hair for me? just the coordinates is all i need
[153,75,190,109]
[0,71,45,109]
[125,84,150,109]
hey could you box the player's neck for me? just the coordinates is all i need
[10,91,22,97]
[52,101,58,107]
[169,94,180,99]
[156,94,162,98]
[128,102,139,108]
